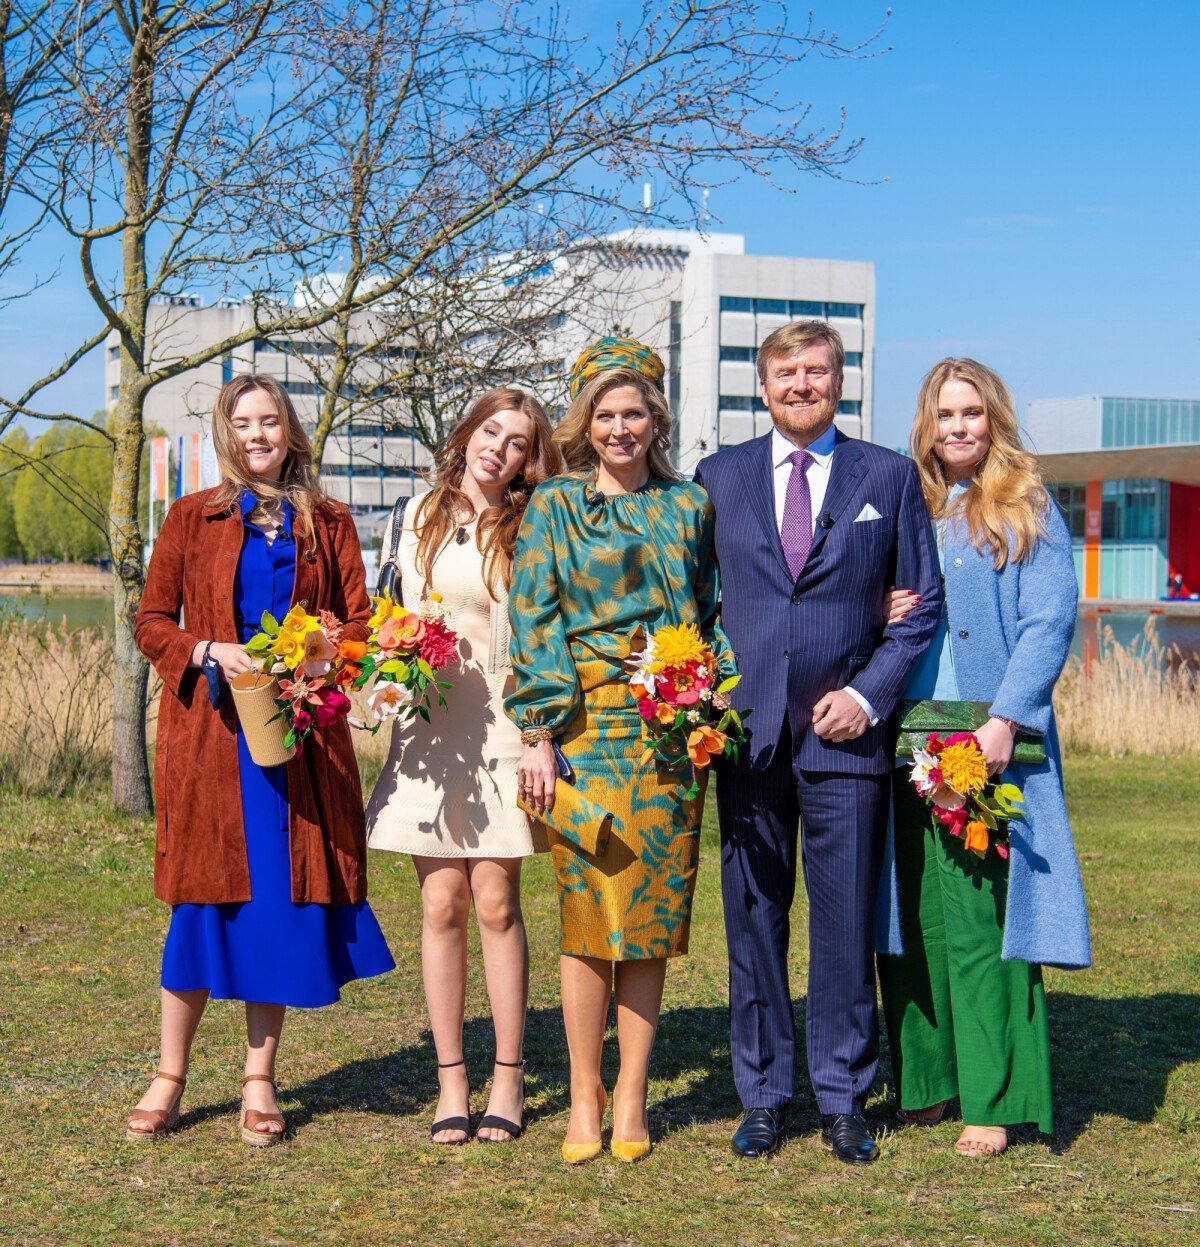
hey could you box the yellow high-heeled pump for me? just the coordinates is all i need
[610,1135,652,1163]
[561,1086,608,1165]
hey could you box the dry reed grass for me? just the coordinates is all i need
[0,615,1193,798]
[1055,618,1200,757]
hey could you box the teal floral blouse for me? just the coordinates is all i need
[505,473,734,734]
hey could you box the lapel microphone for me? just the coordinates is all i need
[817,511,834,529]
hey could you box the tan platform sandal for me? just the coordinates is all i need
[124,1070,186,1142]
[240,1074,285,1147]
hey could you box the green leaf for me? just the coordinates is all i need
[417,658,435,681]
[417,704,431,723]
[283,729,296,748]
[260,611,281,636]
[717,674,742,694]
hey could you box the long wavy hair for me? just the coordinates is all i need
[415,388,561,598]
[552,367,678,481]
[210,374,326,542]
[911,358,1048,568]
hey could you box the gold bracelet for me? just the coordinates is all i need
[520,727,553,745]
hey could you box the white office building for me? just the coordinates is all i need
[105,231,874,503]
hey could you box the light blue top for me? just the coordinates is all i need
[900,506,960,702]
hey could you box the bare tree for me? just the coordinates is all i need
[0,0,882,813]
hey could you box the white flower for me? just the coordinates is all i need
[418,596,447,624]
[629,668,660,699]
[909,747,939,796]
[686,710,701,723]
[366,679,414,722]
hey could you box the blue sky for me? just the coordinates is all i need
[3,0,1198,453]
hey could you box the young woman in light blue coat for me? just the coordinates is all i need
[878,358,1091,1158]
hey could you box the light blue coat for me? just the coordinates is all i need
[876,497,1093,970]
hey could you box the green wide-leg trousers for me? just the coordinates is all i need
[878,775,1053,1133]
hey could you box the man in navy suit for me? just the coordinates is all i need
[695,321,941,1163]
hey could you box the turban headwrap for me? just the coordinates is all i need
[568,336,665,398]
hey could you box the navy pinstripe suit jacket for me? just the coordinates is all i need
[695,430,942,776]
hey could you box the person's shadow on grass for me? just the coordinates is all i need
[1045,991,1200,1151]
[277,1001,749,1139]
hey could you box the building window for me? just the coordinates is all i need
[719,297,865,320]
[108,385,120,403]
[719,346,756,362]
[718,395,755,411]
[837,400,861,416]
[221,353,233,385]
[844,351,863,368]
[108,345,120,363]
[1050,483,1087,539]
[282,381,323,397]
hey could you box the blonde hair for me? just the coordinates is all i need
[415,388,561,598]
[757,319,845,383]
[911,358,1048,568]
[552,368,678,481]
[210,374,326,543]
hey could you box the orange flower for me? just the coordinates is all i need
[687,724,727,768]
[334,663,362,689]
[963,820,990,855]
[655,701,676,725]
[339,639,367,661]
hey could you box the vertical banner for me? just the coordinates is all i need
[189,432,203,494]
[1083,480,1102,600]
[176,436,184,500]
[151,437,169,504]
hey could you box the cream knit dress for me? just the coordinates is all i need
[364,497,546,858]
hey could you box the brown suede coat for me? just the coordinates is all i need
[135,488,372,906]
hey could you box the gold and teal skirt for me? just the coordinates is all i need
[545,650,705,961]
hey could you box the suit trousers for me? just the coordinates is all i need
[717,722,889,1115]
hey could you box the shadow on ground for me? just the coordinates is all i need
[247,990,1199,1149]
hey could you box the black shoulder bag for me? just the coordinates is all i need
[375,495,411,602]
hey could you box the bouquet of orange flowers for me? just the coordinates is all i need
[353,590,460,729]
[244,605,356,750]
[909,732,1025,859]
[625,622,748,800]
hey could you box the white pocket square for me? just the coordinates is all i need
[853,503,883,522]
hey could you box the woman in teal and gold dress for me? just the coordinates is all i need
[507,338,734,1164]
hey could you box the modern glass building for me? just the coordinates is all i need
[1026,397,1200,602]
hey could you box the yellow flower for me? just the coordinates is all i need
[270,632,304,670]
[368,593,401,630]
[280,605,320,638]
[938,739,989,796]
[653,622,709,669]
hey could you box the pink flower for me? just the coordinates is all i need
[377,612,426,654]
[637,697,658,722]
[292,707,313,734]
[934,805,968,837]
[311,689,351,728]
[418,619,459,669]
[299,627,338,679]
[318,610,344,647]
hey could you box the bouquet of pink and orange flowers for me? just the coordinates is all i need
[352,590,460,729]
[244,605,357,751]
[909,732,1025,859]
[626,622,748,800]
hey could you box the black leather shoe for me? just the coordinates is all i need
[731,1107,786,1158]
[820,1113,879,1165]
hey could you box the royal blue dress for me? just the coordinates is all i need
[160,493,395,1007]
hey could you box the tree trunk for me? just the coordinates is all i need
[108,4,157,814]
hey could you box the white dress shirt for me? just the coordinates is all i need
[770,423,879,727]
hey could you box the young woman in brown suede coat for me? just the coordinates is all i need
[125,375,393,1146]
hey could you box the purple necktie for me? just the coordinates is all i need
[780,448,814,579]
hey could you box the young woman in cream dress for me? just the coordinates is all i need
[365,388,561,1143]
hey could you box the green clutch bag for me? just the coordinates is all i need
[896,699,1046,765]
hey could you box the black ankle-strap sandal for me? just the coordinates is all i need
[477,1059,526,1143]
[430,1059,471,1144]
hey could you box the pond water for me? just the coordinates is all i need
[4,592,1199,667]
[0,593,115,631]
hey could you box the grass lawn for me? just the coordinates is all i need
[0,754,1197,1246]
